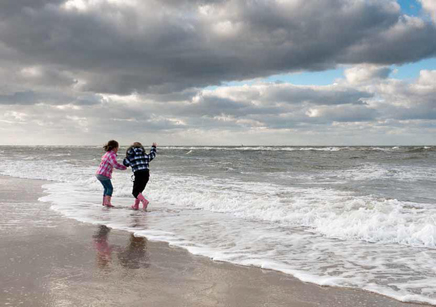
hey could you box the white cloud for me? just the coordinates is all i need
[344,65,392,84]
[415,70,436,88]
[305,104,377,122]
[420,0,436,23]
[62,0,136,12]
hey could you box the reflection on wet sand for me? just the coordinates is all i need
[92,225,150,270]
[118,234,150,269]
[93,225,113,269]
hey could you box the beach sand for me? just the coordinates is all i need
[0,175,430,307]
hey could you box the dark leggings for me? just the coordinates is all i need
[132,170,149,198]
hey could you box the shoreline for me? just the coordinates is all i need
[0,175,431,307]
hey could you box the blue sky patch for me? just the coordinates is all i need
[398,0,422,16]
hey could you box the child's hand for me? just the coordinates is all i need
[152,142,157,147]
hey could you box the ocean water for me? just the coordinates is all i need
[1,145,436,304]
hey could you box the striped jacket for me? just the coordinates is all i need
[123,146,157,173]
[96,151,127,179]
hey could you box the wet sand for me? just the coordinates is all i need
[0,175,430,307]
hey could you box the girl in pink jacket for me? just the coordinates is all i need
[96,140,127,207]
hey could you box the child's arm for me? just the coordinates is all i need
[123,156,130,167]
[148,143,157,162]
[108,152,127,170]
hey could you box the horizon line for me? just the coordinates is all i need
[0,144,435,147]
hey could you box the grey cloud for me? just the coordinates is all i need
[1,73,429,135]
[307,105,378,123]
[130,83,377,127]
[373,68,392,79]
[185,96,254,116]
[1,70,435,145]
[144,89,199,102]
[366,71,436,121]
[92,118,186,135]
[76,94,104,106]
[343,16,436,64]
[0,0,435,95]
[377,102,436,121]
[18,67,76,89]
[1,0,436,145]
[264,86,373,105]
[0,89,101,106]
[0,91,37,105]
[0,0,63,18]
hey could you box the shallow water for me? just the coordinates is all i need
[1,145,436,304]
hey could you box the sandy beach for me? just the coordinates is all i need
[0,175,430,307]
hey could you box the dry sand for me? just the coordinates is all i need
[0,175,430,307]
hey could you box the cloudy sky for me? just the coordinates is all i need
[1,0,436,145]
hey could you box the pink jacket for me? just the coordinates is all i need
[96,151,126,179]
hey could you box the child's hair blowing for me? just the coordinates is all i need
[126,142,145,155]
[103,140,119,152]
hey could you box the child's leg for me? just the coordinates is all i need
[97,175,110,206]
[133,170,149,210]
[132,171,149,198]
[102,183,110,206]
[131,198,140,210]
[105,180,114,207]
[131,176,141,210]
[132,178,140,199]
[137,193,149,210]
[97,176,114,207]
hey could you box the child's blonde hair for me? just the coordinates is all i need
[126,142,145,155]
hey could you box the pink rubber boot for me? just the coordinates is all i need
[137,193,149,210]
[104,196,114,208]
[131,198,140,210]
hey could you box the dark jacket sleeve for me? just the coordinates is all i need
[148,146,157,162]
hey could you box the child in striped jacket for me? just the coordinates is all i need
[123,142,157,210]
[96,140,127,207]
